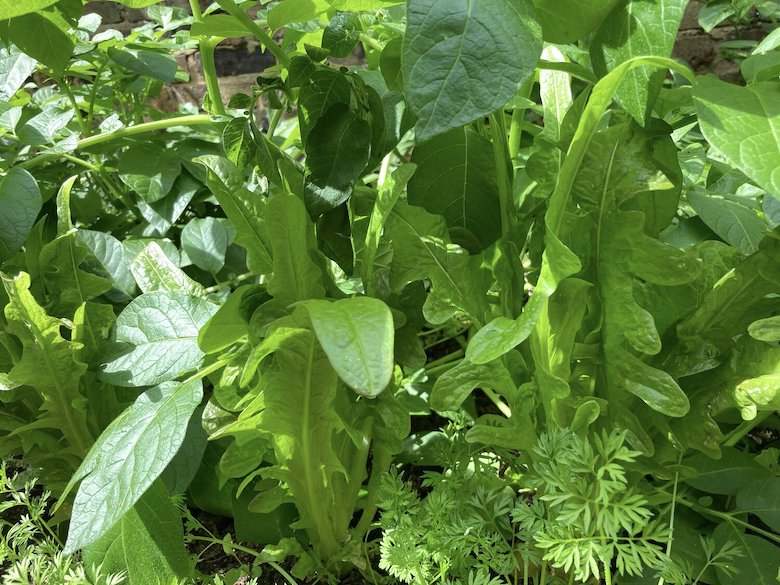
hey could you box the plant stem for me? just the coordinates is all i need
[353,445,392,542]
[186,536,299,585]
[267,104,284,137]
[425,349,465,375]
[56,76,89,136]
[189,0,226,114]
[214,0,290,68]
[19,114,216,170]
[85,61,107,133]
[508,78,534,164]
[657,454,682,585]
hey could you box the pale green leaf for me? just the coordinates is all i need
[181,217,233,275]
[118,145,181,203]
[694,76,780,198]
[688,190,768,254]
[100,292,218,387]
[129,242,205,296]
[63,380,203,553]
[302,297,394,397]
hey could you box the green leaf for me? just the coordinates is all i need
[100,292,218,387]
[327,0,404,8]
[688,190,767,254]
[107,47,178,83]
[403,0,542,142]
[181,217,233,275]
[298,67,352,145]
[749,316,780,343]
[129,242,205,296]
[76,230,137,302]
[531,0,621,43]
[302,297,394,397]
[430,359,515,412]
[408,127,500,251]
[266,192,326,304]
[737,478,780,532]
[83,480,192,584]
[713,522,780,585]
[684,448,766,495]
[694,76,780,198]
[222,116,256,170]
[0,44,36,99]
[1,12,74,73]
[63,380,203,553]
[267,0,330,31]
[0,168,41,263]
[199,285,268,355]
[118,145,181,203]
[304,102,371,216]
[322,13,361,58]
[111,0,164,6]
[138,173,200,236]
[17,107,74,145]
[0,0,56,19]
[196,155,273,274]
[190,14,246,38]
[1,272,92,457]
[591,0,687,123]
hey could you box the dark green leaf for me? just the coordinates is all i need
[118,145,181,203]
[403,0,542,141]
[0,0,57,19]
[0,168,41,263]
[1,12,74,73]
[322,13,361,58]
[531,0,621,43]
[688,190,767,254]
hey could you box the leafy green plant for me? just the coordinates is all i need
[0,0,778,582]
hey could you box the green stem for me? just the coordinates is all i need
[190,0,225,114]
[203,271,258,294]
[186,536,299,585]
[56,76,89,136]
[85,60,107,134]
[508,78,534,164]
[657,454,682,585]
[19,115,215,170]
[425,349,465,373]
[723,411,772,446]
[483,387,512,418]
[61,153,102,172]
[676,497,780,545]
[214,0,290,68]
[353,445,391,542]
[182,355,233,385]
[267,105,284,138]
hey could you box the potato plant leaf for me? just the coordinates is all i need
[83,480,193,584]
[100,292,218,387]
[63,380,203,554]
[403,0,542,142]
[0,168,41,263]
[302,297,394,398]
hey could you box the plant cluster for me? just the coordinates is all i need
[0,0,779,583]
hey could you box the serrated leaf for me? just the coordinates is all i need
[63,380,203,553]
[694,76,780,198]
[1,272,92,457]
[196,155,273,274]
[83,480,192,583]
[100,292,218,387]
[129,242,205,296]
[181,217,233,275]
[408,127,500,251]
[118,145,181,203]
[403,0,542,142]
[591,0,687,123]
[302,297,394,397]
[0,168,41,263]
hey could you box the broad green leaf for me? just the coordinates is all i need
[327,0,404,8]
[196,155,273,274]
[749,316,780,342]
[76,230,137,301]
[713,522,780,585]
[304,103,371,216]
[531,0,621,43]
[591,0,687,123]
[118,145,181,203]
[2,272,92,457]
[223,116,256,170]
[322,13,361,58]
[737,478,780,532]
[430,359,515,412]
[199,284,268,354]
[107,47,178,83]
[0,0,56,19]
[129,242,205,296]
[100,292,218,387]
[0,45,36,99]
[266,192,326,304]
[538,45,573,143]
[403,0,542,142]
[0,168,41,263]
[190,14,246,38]
[302,297,394,397]
[694,76,780,198]
[17,107,74,145]
[385,201,492,324]
[63,380,203,553]
[267,0,330,31]
[408,127,500,251]
[73,302,116,366]
[83,481,192,584]
[297,67,352,145]
[684,448,766,495]
[137,173,200,236]
[181,217,233,275]
[734,374,780,421]
[1,12,73,73]
[688,190,767,254]
[111,0,164,6]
